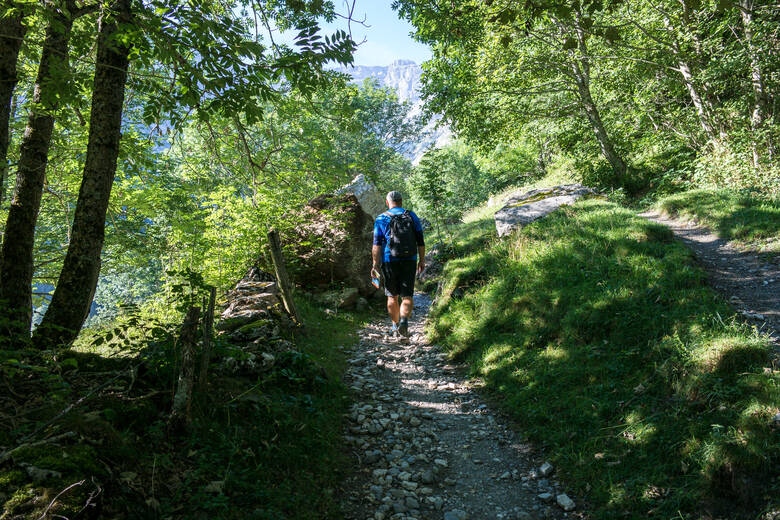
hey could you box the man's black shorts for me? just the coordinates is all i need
[381,260,416,298]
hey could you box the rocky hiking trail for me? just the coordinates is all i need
[339,293,583,520]
[640,211,780,350]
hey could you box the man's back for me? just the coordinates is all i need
[373,207,424,263]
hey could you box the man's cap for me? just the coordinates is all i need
[386,190,403,201]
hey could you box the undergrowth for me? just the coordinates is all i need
[430,199,779,519]
[656,189,780,258]
[0,296,370,519]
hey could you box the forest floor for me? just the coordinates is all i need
[339,293,584,520]
[640,210,780,351]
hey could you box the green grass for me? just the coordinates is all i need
[431,199,779,519]
[246,295,372,519]
[656,189,780,257]
[1,295,371,519]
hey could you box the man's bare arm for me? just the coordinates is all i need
[372,245,383,272]
[417,245,426,274]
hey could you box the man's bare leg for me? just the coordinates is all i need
[387,296,400,325]
[400,297,414,319]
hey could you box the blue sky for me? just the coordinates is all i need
[330,0,431,66]
[277,1,432,66]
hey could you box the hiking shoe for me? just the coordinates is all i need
[389,323,400,337]
[398,318,409,337]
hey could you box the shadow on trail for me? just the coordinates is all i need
[430,201,779,519]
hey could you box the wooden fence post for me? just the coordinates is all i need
[169,306,200,432]
[199,286,216,388]
[267,228,301,324]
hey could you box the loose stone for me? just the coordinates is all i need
[556,493,575,511]
[539,462,554,477]
[443,510,468,520]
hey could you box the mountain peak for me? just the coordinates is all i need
[340,60,451,163]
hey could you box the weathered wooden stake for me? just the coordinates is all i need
[169,306,200,432]
[267,228,301,324]
[198,286,216,388]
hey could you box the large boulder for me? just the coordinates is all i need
[335,174,386,218]
[288,192,377,296]
[494,184,600,237]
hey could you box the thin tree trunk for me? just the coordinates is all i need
[35,0,132,347]
[0,9,74,337]
[677,57,722,141]
[662,14,722,141]
[0,9,27,233]
[740,0,773,164]
[570,13,627,180]
[2,94,16,211]
[267,228,301,324]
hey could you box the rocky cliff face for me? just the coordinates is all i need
[336,60,452,163]
[344,60,423,103]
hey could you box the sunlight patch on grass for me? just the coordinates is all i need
[540,346,569,362]
[483,343,514,367]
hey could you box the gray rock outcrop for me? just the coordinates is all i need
[336,174,386,218]
[288,192,377,296]
[494,184,600,237]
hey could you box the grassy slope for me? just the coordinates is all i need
[1,297,368,519]
[431,199,779,519]
[656,189,780,257]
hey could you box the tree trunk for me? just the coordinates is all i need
[570,13,627,180]
[35,0,132,347]
[740,0,773,164]
[0,10,74,337]
[662,14,722,142]
[677,58,719,141]
[267,228,301,324]
[0,9,27,226]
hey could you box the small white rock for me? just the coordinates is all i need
[556,493,576,511]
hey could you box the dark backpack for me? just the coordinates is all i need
[385,210,417,257]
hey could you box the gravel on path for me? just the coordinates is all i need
[640,211,780,350]
[339,293,583,520]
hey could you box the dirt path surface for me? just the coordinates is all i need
[640,211,780,348]
[339,293,583,520]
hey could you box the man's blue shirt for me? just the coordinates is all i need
[373,207,425,263]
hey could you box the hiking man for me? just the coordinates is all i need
[371,190,425,337]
